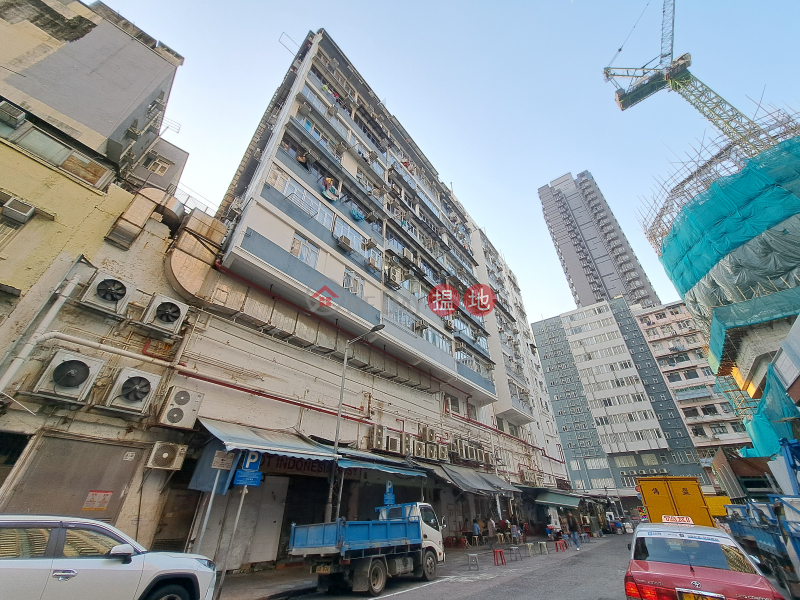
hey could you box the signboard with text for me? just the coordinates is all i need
[661,515,693,524]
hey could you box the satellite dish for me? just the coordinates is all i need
[52,360,90,388]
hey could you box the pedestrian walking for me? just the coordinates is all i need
[567,512,581,551]
[472,519,480,546]
[487,516,496,546]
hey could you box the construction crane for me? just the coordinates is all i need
[603,0,775,158]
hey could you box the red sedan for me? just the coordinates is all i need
[625,522,785,600]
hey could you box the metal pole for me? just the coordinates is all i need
[334,467,345,520]
[325,342,350,522]
[214,485,248,600]
[195,469,221,554]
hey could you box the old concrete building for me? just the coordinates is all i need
[539,171,659,309]
[533,297,708,515]
[630,301,751,486]
[0,18,568,571]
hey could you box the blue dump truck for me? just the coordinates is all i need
[289,502,445,596]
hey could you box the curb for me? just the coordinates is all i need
[263,585,318,600]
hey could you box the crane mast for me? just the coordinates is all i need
[603,0,775,157]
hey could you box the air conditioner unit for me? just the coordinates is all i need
[386,436,401,453]
[659,468,668,474]
[648,469,658,474]
[447,442,458,454]
[467,446,476,461]
[414,321,428,333]
[386,267,402,289]
[455,342,466,352]
[638,469,648,475]
[105,367,161,414]
[141,294,189,335]
[146,441,188,470]
[0,100,25,129]
[458,440,468,459]
[413,439,426,457]
[485,453,494,467]
[80,271,137,316]
[2,197,35,224]
[158,387,204,429]
[402,248,414,263]
[337,235,354,253]
[367,256,379,270]
[426,443,437,460]
[423,427,436,443]
[363,238,378,250]
[400,433,413,456]
[475,449,485,463]
[364,211,379,223]
[33,349,105,404]
[438,444,449,461]
[371,425,386,450]
[444,319,455,331]
[619,471,627,476]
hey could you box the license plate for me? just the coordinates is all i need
[316,565,331,574]
[678,591,724,600]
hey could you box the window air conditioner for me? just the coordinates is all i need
[386,436,401,453]
[426,443,437,460]
[402,248,414,263]
[659,468,668,474]
[367,256,379,270]
[371,425,386,450]
[337,235,354,253]
[400,433,412,456]
[438,444,449,461]
[413,439,427,457]
[467,446,476,461]
[638,469,648,475]
[444,319,455,331]
[2,197,35,224]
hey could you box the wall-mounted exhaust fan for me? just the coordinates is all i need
[33,349,105,403]
[80,271,136,315]
[141,294,189,335]
[106,367,161,414]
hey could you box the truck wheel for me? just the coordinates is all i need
[367,559,387,596]
[421,550,437,581]
[144,584,190,600]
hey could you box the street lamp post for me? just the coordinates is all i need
[324,323,385,522]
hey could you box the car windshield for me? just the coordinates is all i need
[633,536,756,574]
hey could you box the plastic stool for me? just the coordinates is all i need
[554,539,568,552]
[508,546,522,561]
[468,553,479,571]
[461,537,470,549]
[493,549,507,566]
[580,533,590,544]
[538,541,549,554]
[524,542,535,556]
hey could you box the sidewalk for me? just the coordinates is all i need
[218,535,604,600]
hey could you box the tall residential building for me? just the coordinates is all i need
[532,297,708,513]
[631,301,751,486]
[538,171,659,309]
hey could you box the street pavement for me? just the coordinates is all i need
[301,534,631,600]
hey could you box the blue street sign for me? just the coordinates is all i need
[384,480,395,505]
[234,469,262,487]
[242,450,261,471]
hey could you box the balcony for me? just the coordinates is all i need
[456,359,496,394]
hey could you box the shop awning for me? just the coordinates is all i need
[337,458,426,478]
[535,490,581,509]
[479,473,521,495]
[199,418,335,460]
[440,464,496,495]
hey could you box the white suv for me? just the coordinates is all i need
[0,515,216,600]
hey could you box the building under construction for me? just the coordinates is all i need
[605,0,800,450]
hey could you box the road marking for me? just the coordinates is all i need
[380,579,445,597]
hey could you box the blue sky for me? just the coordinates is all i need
[106,0,800,321]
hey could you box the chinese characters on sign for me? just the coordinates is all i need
[427,284,496,317]
[427,284,459,317]
[82,490,113,511]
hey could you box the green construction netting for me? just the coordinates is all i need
[707,286,800,373]
[660,135,800,297]
[742,364,799,457]
[683,213,800,333]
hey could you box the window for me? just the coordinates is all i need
[614,455,637,468]
[667,373,682,383]
[691,425,706,437]
[653,342,663,350]
[685,334,700,344]
[290,233,319,268]
[660,454,668,464]
[710,423,728,435]
[655,312,667,320]
[684,369,700,380]
[0,527,51,559]
[683,408,699,418]
[720,403,732,414]
[146,157,172,176]
[570,460,581,471]
[467,403,477,420]
[701,367,713,376]
[633,537,756,574]
[420,506,439,531]
[732,422,746,433]
[343,268,364,298]
[591,478,615,489]
[668,306,682,315]
[701,404,719,416]
[62,528,121,557]
[585,457,609,470]
[641,454,658,466]
[448,395,460,414]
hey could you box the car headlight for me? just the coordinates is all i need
[196,558,215,570]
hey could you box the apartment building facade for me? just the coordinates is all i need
[533,297,709,513]
[539,171,659,309]
[631,301,751,481]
